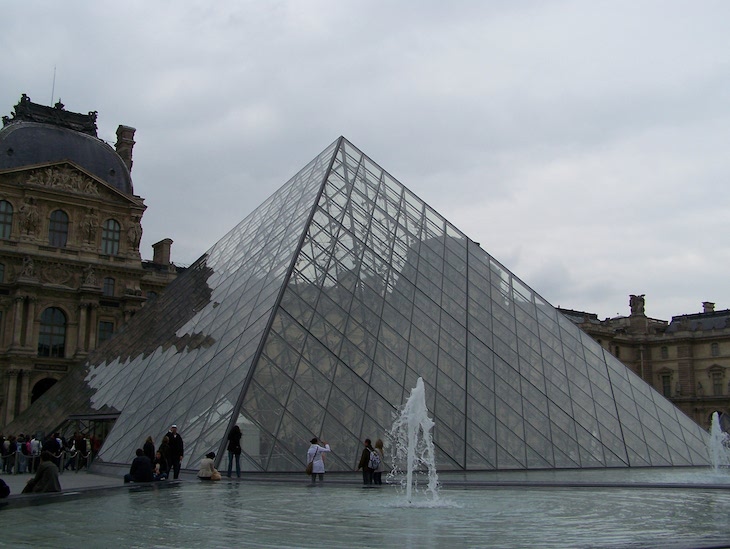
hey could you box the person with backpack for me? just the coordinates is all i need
[357,438,377,486]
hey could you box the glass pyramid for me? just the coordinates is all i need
[16,137,710,471]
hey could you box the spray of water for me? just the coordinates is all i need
[387,377,440,504]
[709,411,730,471]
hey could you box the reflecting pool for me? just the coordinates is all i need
[6,471,730,548]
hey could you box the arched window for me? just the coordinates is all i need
[49,210,69,248]
[0,200,13,239]
[102,219,121,255]
[103,277,115,297]
[38,307,67,358]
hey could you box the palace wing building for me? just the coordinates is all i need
[0,95,178,428]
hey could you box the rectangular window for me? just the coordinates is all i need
[713,372,723,396]
[711,343,720,357]
[0,200,12,239]
[103,277,115,297]
[661,375,671,398]
[49,210,69,248]
[660,346,668,359]
[98,321,114,345]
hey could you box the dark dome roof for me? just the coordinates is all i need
[0,122,134,195]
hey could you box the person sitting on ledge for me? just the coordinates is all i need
[197,452,221,481]
[153,450,168,481]
[124,448,154,483]
[22,451,61,493]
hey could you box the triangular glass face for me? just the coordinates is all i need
[10,137,709,471]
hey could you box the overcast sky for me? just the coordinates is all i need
[2,1,729,321]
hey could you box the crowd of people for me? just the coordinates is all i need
[123,424,183,483]
[3,423,392,495]
[124,424,242,483]
[307,436,387,486]
[1,431,99,476]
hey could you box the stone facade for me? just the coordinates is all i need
[560,297,730,429]
[0,96,179,426]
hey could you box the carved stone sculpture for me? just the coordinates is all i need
[18,197,40,235]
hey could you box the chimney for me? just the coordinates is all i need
[115,125,136,172]
[703,301,715,313]
[152,238,173,266]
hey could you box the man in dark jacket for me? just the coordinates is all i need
[357,438,375,486]
[165,424,184,479]
[124,448,154,483]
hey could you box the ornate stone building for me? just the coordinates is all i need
[0,95,179,426]
[559,296,730,429]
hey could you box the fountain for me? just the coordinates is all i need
[388,377,440,504]
[708,411,730,471]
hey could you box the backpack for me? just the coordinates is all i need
[368,449,381,470]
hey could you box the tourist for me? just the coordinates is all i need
[75,433,90,470]
[43,433,61,468]
[198,452,221,481]
[22,451,61,493]
[63,437,77,471]
[16,434,28,473]
[153,450,168,481]
[143,435,155,462]
[158,436,171,474]
[1,435,11,473]
[357,438,376,485]
[165,424,184,479]
[227,424,242,478]
[307,437,331,484]
[372,438,385,485]
[29,433,42,473]
[124,448,154,483]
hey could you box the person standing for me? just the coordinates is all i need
[158,435,171,473]
[165,425,184,479]
[227,425,242,478]
[307,437,331,484]
[143,436,155,463]
[372,439,385,485]
[357,438,375,486]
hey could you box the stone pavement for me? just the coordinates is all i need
[1,469,121,496]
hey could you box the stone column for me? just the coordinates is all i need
[4,369,18,424]
[77,303,88,352]
[23,297,36,348]
[87,304,98,351]
[11,297,24,347]
[18,369,30,414]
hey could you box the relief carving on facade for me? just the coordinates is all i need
[82,265,98,286]
[26,166,100,196]
[81,208,100,243]
[19,255,36,279]
[18,196,40,235]
[127,216,143,251]
[42,262,73,286]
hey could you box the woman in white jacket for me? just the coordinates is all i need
[307,437,331,484]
